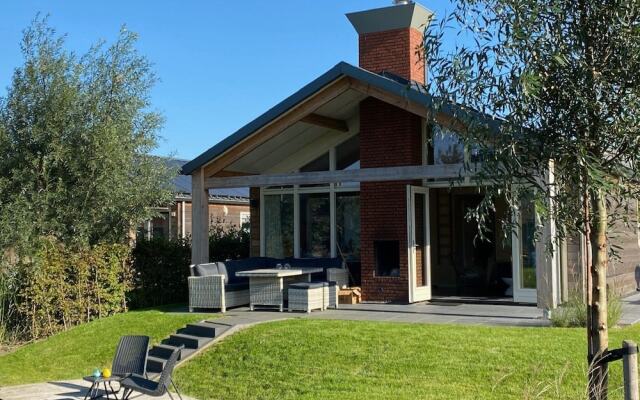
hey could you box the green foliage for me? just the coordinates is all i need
[11,238,132,341]
[551,291,623,328]
[209,221,250,261]
[424,0,640,241]
[129,237,191,309]
[423,0,640,249]
[0,16,176,253]
[129,224,250,309]
[0,308,212,386]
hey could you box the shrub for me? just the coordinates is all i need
[13,239,132,340]
[129,223,250,309]
[551,290,622,328]
[209,223,250,261]
[129,237,191,309]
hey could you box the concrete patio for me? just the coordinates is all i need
[2,293,639,400]
[0,379,197,400]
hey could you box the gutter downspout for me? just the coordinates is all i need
[181,200,186,238]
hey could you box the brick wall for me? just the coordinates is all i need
[359,98,422,302]
[359,27,425,84]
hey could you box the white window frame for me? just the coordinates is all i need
[260,138,360,258]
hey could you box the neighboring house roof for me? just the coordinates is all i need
[181,61,500,176]
[168,159,249,203]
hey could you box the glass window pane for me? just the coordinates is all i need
[300,193,330,257]
[336,135,360,188]
[520,199,537,289]
[264,194,294,258]
[300,153,330,188]
[336,192,360,262]
[433,125,464,165]
[300,152,329,172]
[336,135,360,170]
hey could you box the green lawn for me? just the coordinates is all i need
[0,308,212,386]
[175,319,640,400]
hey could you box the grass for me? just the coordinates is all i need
[175,319,640,400]
[552,291,623,328]
[0,307,212,386]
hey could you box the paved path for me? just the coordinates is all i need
[3,293,640,400]
[620,291,640,325]
[0,379,197,400]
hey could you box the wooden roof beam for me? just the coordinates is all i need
[300,113,349,132]
[204,163,469,189]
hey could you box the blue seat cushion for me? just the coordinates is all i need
[194,263,219,277]
[218,258,278,284]
[215,262,229,284]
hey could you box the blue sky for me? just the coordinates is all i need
[0,1,450,161]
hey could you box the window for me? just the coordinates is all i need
[432,125,464,165]
[240,211,251,230]
[336,135,360,170]
[263,194,294,258]
[260,135,361,261]
[520,198,537,289]
[336,192,360,261]
[336,134,360,188]
[300,152,330,188]
[430,125,485,167]
[300,193,331,257]
[300,152,330,172]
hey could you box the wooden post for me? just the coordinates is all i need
[536,160,559,315]
[191,168,210,264]
[623,340,639,400]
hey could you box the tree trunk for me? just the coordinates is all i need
[588,189,609,400]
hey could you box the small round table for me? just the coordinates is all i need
[82,375,120,400]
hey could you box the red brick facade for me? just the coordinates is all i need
[249,187,261,257]
[359,27,425,84]
[359,98,423,302]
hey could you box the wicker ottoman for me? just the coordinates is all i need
[325,281,339,309]
[288,282,325,313]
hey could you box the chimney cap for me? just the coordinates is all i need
[346,2,433,35]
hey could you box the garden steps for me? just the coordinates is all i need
[147,320,224,373]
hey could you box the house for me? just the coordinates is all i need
[181,2,640,311]
[139,159,250,240]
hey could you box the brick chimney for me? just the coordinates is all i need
[346,1,433,85]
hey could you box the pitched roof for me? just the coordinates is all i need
[182,62,434,175]
[182,61,501,175]
[168,159,249,201]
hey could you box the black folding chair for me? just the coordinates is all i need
[120,346,184,400]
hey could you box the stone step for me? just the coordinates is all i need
[149,343,197,361]
[178,322,218,338]
[164,333,212,349]
[146,356,167,373]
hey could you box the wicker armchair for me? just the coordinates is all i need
[188,264,249,313]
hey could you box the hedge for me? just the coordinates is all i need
[129,224,250,309]
[13,239,132,340]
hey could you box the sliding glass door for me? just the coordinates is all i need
[263,194,294,258]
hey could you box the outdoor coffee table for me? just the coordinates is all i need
[83,375,120,400]
[236,268,323,312]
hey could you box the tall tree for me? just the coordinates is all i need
[0,17,176,252]
[422,0,640,398]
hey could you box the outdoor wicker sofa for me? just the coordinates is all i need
[188,256,344,312]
